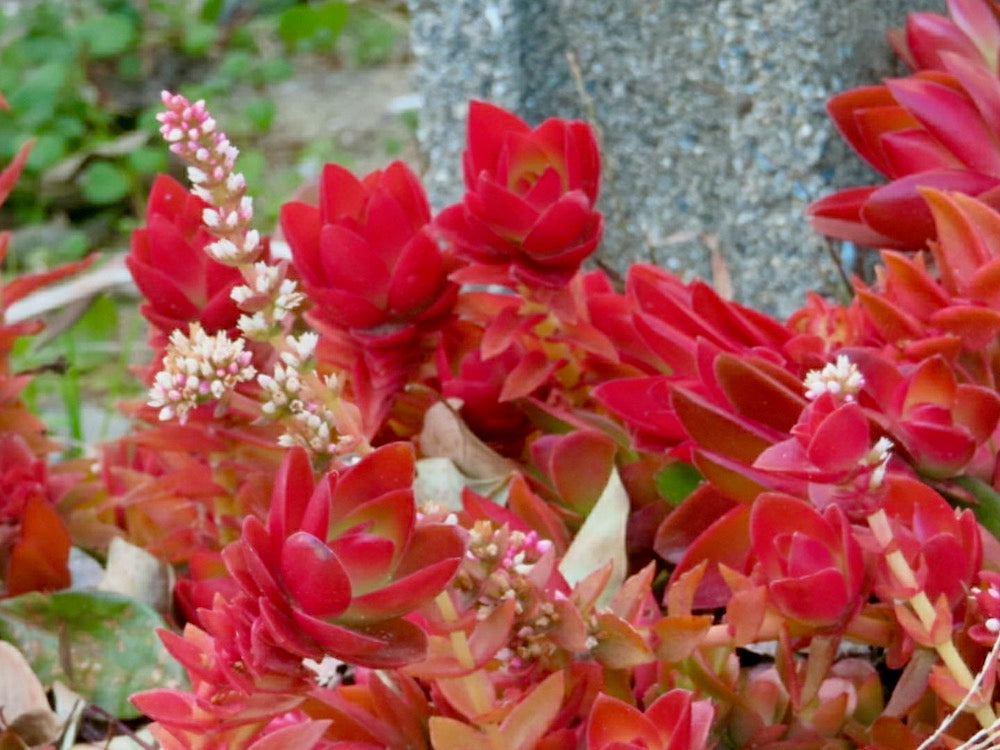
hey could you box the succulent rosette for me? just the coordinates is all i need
[282,161,459,433]
[282,160,457,337]
[750,493,866,629]
[808,0,1000,248]
[437,100,603,288]
[127,175,245,346]
[586,689,714,750]
[221,443,465,668]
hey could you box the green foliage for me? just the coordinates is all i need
[655,461,703,506]
[342,5,403,67]
[80,161,131,205]
[0,590,186,718]
[278,1,349,52]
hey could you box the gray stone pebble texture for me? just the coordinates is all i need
[407,0,946,318]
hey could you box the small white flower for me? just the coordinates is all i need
[803,354,865,401]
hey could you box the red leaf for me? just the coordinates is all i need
[499,349,557,402]
[280,531,352,618]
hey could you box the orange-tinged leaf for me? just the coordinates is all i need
[879,251,949,317]
[429,716,488,750]
[929,304,1000,348]
[692,449,775,504]
[499,349,558,401]
[855,287,925,342]
[653,614,713,662]
[723,584,769,647]
[664,560,707,617]
[592,612,654,669]
[6,498,70,595]
[499,670,565,750]
[586,693,658,749]
[921,187,996,293]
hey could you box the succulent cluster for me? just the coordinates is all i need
[5,1,1000,748]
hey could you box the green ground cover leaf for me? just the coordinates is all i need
[0,590,186,719]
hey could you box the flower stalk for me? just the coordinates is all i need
[868,507,997,729]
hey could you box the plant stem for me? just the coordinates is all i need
[868,508,997,728]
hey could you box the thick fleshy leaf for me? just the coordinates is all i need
[807,187,911,248]
[881,128,964,174]
[464,100,530,183]
[587,693,658,748]
[280,531,352,618]
[126,257,202,322]
[499,348,557,401]
[498,670,566,750]
[467,176,541,237]
[320,224,390,303]
[863,170,1000,248]
[888,76,1000,173]
[532,430,617,515]
[247,719,333,750]
[806,401,871,473]
[668,504,752,609]
[941,51,1000,139]
[904,11,982,71]
[826,86,903,172]
[267,447,318,541]
[387,231,447,315]
[654,484,737,564]
[329,442,415,522]
[671,386,776,464]
[921,188,996,292]
[947,0,1000,67]
[329,533,396,592]
[521,192,595,262]
[714,354,806,433]
[281,201,323,284]
[345,556,461,620]
[319,162,367,224]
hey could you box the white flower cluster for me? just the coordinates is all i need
[148,324,256,424]
[803,354,865,401]
[256,337,352,454]
[231,262,306,339]
[157,91,260,266]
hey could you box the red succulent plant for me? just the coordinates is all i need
[282,161,459,434]
[750,493,866,629]
[808,0,1000,249]
[437,100,603,288]
[127,174,245,349]
[221,443,465,669]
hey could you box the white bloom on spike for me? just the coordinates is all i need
[803,354,865,401]
[862,436,894,490]
[230,284,254,305]
[147,324,256,424]
[238,312,270,338]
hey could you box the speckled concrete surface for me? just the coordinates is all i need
[407,0,945,317]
